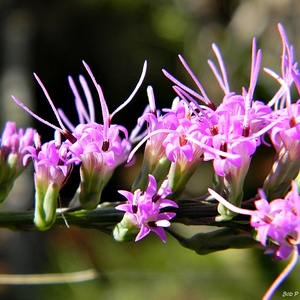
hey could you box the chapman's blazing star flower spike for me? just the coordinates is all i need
[0,121,36,203]
[208,181,300,300]
[23,131,73,230]
[113,174,178,242]
[2,21,299,296]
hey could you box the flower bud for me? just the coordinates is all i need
[34,181,59,231]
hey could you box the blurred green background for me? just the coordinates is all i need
[0,0,300,299]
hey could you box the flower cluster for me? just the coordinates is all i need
[114,174,178,242]
[125,36,272,223]
[129,24,299,222]
[162,43,271,221]
[209,181,300,300]
[8,60,147,229]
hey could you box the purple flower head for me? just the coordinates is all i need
[62,61,147,209]
[23,132,72,189]
[13,60,146,210]
[162,100,207,164]
[262,24,300,199]
[209,181,300,259]
[209,180,300,299]
[252,184,300,260]
[1,121,36,167]
[23,131,73,231]
[0,122,36,203]
[115,174,178,243]
[162,39,270,212]
[268,103,300,159]
[130,86,181,191]
[131,89,213,199]
[67,123,131,168]
[265,24,300,153]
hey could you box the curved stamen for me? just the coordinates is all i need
[33,73,69,132]
[264,68,291,109]
[162,69,207,105]
[57,108,75,132]
[208,43,230,94]
[263,245,298,300]
[208,188,256,216]
[11,96,63,134]
[178,55,216,109]
[82,61,110,140]
[68,76,89,124]
[147,86,157,116]
[110,60,148,119]
[79,75,95,123]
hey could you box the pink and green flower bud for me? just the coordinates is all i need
[113,212,140,242]
[167,156,202,201]
[214,141,255,221]
[0,122,35,203]
[68,123,132,209]
[131,140,171,192]
[34,180,59,231]
[25,134,73,230]
[263,104,300,199]
[131,87,173,191]
[262,144,300,200]
[74,154,115,210]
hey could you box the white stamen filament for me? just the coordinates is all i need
[208,188,255,216]
[111,60,148,119]
[162,69,206,104]
[33,73,69,132]
[68,76,88,124]
[264,68,291,109]
[11,96,63,134]
[34,132,41,149]
[147,86,156,114]
[54,130,61,147]
[79,75,95,123]
[178,55,212,105]
[208,43,230,94]
[263,245,298,300]
[82,61,110,140]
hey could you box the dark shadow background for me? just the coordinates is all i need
[0,1,299,299]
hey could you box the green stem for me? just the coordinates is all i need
[0,200,253,232]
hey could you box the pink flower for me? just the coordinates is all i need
[23,132,73,230]
[163,35,270,213]
[64,61,146,209]
[23,134,72,188]
[209,180,300,300]
[115,175,178,242]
